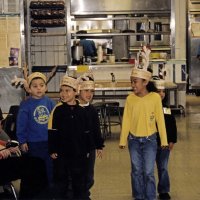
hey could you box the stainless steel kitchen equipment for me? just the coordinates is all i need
[71,45,83,65]
[187,0,200,92]
[70,0,170,14]
[69,0,174,62]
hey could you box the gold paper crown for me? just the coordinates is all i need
[79,72,95,90]
[154,80,165,89]
[131,68,152,81]
[79,81,95,90]
[27,72,47,85]
[60,75,78,91]
[131,46,152,81]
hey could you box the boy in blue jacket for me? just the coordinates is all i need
[16,72,55,187]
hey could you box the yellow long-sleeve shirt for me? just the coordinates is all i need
[119,92,168,146]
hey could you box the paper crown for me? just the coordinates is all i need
[27,72,46,85]
[153,79,165,89]
[79,72,95,90]
[131,68,152,81]
[131,46,152,81]
[60,75,78,90]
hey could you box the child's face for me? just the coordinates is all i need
[60,85,77,105]
[29,78,47,99]
[157,89,166,100]
[130,77,148,96]
[79,89,95,104]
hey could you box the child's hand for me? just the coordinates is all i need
[51,153,58,159]
[168,142,174,150]
[96,149,103,159]
[20,143,28,152]
[119,145,126,149]
[161,145,169,149]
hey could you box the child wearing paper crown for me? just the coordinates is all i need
[16,72,56,187]
[78,72,105,198]
[154,79,177,200]
[119,46,168,200]
[48,75,92,200]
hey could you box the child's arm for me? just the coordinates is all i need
[48,106,60,156]
[92,107,105,150]
[155,96,168,147]
[16,105,29,145]
[119,98,131,148]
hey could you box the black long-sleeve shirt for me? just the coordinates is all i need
[0,108,3,121]
[48,101,91,158]
[157,107,177,146]
[83,104,104,150]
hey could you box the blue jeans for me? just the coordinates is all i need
[128,133,157,200]
[156,147,170,194]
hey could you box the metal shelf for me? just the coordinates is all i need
[0,13,20,16]
[31,33,66,37]
[30,50,67,53]
[32,65,67,73]
[129,46,171,51]
[71,16,149,21]
[72,32,171,37]
[31,44,66,47]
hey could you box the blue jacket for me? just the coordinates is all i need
[17,96,55,144]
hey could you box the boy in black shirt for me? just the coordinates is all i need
[48,75,91,200]
[78,72,105,198]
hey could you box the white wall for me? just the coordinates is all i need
[174,0,187,60]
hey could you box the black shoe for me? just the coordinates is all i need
[159,193,171,199]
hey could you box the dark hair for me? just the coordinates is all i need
[146,67,157,92]
[146,81,157,92]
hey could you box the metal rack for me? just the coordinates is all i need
[69,13,172,63]
[30,32,67,67]
[26,0,68,72]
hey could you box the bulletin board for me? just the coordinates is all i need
[0,16,21,67]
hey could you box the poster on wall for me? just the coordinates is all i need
[0,16,20,67]
[9,47,19,66]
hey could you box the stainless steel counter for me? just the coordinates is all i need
[95,80,177,91]
[93,80,178,106]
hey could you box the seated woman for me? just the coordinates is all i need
[0,138,48,199]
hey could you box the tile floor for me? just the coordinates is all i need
[4,95,200,200]
[90,95,200,200]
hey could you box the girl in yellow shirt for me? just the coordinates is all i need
[119,67,168,200]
